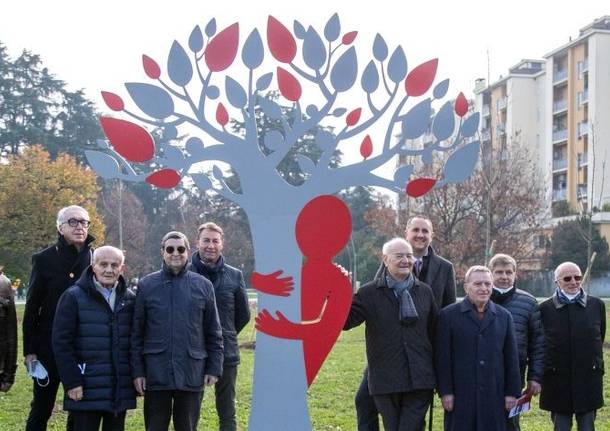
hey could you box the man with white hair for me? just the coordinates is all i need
[23,205,94,430]
[53,246,136,430]
[435,266,521,431]
[539,261,606,431]
[344,238,438,431]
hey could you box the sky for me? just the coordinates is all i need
[2,0,608,108]
[0,0,608,183]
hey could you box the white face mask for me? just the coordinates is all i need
[27,360,50,387]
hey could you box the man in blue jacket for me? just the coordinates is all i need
[190,222,250,431]
[131,231,224,431]
[53,245,136,430]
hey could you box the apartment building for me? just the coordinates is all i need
[545,16,610,215]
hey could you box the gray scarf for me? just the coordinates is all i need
[386,273,419,324]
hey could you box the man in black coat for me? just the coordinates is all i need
[131,231,224,431]
[357,216,457,430]
[190,222,250,431]
[0,270,17,393]
[23,205,94,431]
[539,261,606,431]
[489,253,544,431]
[53,246,136,430]
[345,238,438,431]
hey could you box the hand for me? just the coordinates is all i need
[505,396,517,411]
[133,377,146,396]
[255,309,292,338]
[24,354,37,367]
[334,263,351,280]
[526,380,541,396]
[0,382,12,392]
[251,270,294,297]
[204,375,218,386]
[67,386,83,401]
[441,394,454,412]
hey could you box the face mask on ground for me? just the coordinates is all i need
[27,360,50,387]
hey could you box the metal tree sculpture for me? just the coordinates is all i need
[88,13,480,430]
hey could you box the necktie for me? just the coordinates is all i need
[414,259,423,278]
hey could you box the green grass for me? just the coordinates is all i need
[1,305,609,430]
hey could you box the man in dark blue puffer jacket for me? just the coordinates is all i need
[489,253,545,431]
[53,245,136,430]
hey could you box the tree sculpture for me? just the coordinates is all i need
[87,13,480,430]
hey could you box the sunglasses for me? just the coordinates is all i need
[561,275,582,282]
[165,246,187,254]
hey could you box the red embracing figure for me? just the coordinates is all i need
[252,195,353,386]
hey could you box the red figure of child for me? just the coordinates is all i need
[252,195,353,386]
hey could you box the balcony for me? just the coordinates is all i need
[553,99,568,113]
[577,58,589,76]
[481,128,491,142]
[482,104,490,117]
[497,97,507,111]
[553,69,568,84]
[496,123,506,136]
[578,122,588,138]
[553,128,567,142]
[578,152,588,166]
[578,90,589,105]
[552,189,567,201]
[553,159,567,171]
[578,183,588,197]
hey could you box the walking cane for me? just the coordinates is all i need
[428,396,434,431]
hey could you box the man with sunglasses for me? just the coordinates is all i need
[539,262,606,431]
[131,231,223,431]
[23,205,94,430]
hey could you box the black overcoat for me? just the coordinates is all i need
[22,234,94,378]
[435,299,521,431]
[539,293,606,414]
[344,275,438,395]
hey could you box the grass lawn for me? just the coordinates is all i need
[1,304,608,430]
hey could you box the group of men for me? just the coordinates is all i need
[21,205,249,431]
[2,205,606,431]
[344,216,606,431]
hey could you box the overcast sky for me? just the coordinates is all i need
[2,0,607,107]
[1,0,608,182]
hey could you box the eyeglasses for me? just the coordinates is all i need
[165,246,187,254]
[561,275,582,282]
[64,218,91,228]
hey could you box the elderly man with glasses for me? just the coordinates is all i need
[23,205,94,431]
[539,262,606,431]
[131,231,223,431]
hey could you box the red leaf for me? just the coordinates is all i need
[345,108,362,126]
[142,55,161,79]
[277,67,302,101]
[146,169,181,188]
[342,31,358,45]
[360,135,373,159]
[216,103,229,126]
[405,59,438,97]
[406,178,437,197]
[99,117,155,162]
[205,23,240,72]
[455,92,469,117]
[267,16,296,63]
[101,91,124,111]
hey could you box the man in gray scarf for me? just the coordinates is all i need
[344,238,438,431]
